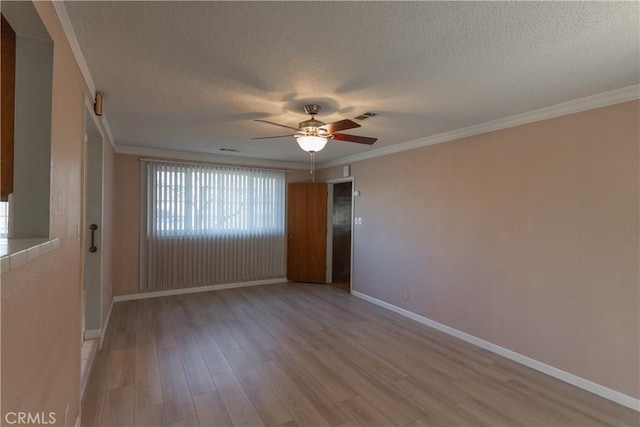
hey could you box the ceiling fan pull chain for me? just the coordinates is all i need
[310,152,315,183]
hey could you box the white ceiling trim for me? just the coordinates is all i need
[319,84,640,169]
[52,1,116,150]
[116,145,309,171]
[51,2,94,92]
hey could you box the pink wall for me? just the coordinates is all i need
[1,1,96,424]
[112,154,310,296]
[112,154,140,297]
[318,101,640,399]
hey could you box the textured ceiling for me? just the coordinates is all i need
[64,1,639,164]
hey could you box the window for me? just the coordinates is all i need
[0,202,8,238]
[141,160,286,289]
[151,163,285,236]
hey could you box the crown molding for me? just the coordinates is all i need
[319,84,640,169]
[52,1,117,150]
[115,144,309,170]
[100,112,116,147]
[51,2,94,93]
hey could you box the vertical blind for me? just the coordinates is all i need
[141,160,285,290]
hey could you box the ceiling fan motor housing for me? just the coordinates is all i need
[299,118,328,135]
[303,104,322,115]
[299,105,328,136]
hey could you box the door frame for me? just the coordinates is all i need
[81,97,106,344]
[326,176,355,292]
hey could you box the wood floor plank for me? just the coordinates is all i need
[224,319,272,365]
[256,361,332,427]
[157,345,197,424]
[134,335,164,409]
[335,419,364,427]
[213,372,266,427]
[450,376,554,426]
[314,349,421,426]
[100,385,135,427]
[191,324,235,377]
[134,403,166,427]
[342,395,393,426]
[108,332,136,390]
[205,318,256,376]
[192,390,232,427]
[344,320,460,384]
[503,377,622,426]
[82,284,638,427]
[170,295,222,396]
[317,327,408,383]
[393,378,484,427]
[345,320,463,383]
[457,397,526,426]
[81,349,112,427]
[267,347,354,425]
[235,368,294,426]
[135,302,164,409]
[493,358,639,426]
[174,333,216,396]
[167,416,200,427]
[225,290,280,350]
[278,338,357,402]
[154,298,178,349]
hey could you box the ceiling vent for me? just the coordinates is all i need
[354,112,377,121]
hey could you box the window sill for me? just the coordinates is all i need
[0,237,60,273]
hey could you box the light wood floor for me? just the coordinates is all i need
[81,338,99,399]
[81,283,638,427]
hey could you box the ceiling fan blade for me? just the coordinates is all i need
[320,119,361,133]
[332,133,377,145]
[254,119,298,131]
[251,134,293,140]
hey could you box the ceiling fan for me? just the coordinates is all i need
[252,104,377,153]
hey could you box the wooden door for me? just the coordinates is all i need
[287,183,327,283]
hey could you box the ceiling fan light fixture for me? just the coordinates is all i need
[296,135,328,152]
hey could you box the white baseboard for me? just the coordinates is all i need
[113,278,286,302]
[351,290,640,412]
[83,329,100,340]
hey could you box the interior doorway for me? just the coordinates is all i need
[81,106,103,396]
[327,178,354,292]
[83,108,103,338]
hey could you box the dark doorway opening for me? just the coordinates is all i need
[331,181,352,291]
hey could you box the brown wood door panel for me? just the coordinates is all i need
[287,183,327,283]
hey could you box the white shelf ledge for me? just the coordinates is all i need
[0,237,60,273]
